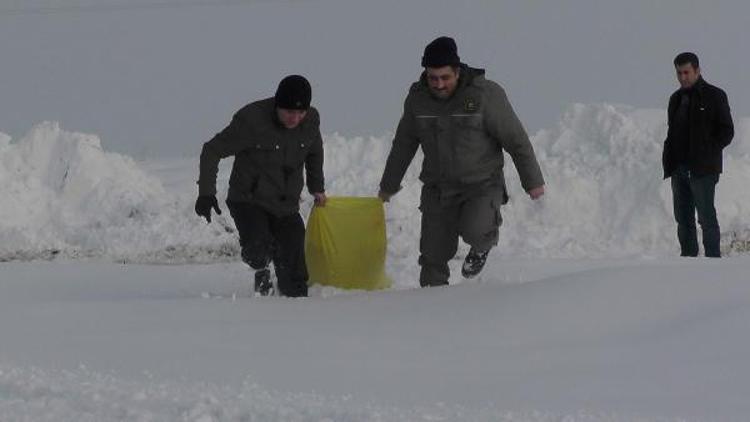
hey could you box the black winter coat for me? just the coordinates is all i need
[198,98,325,216]
[662,76,734,178]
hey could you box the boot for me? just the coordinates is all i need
[254,268,274,296]
[461,248,489,278]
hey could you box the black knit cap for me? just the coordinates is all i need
[275,75,311,110]
[421,36,461,68]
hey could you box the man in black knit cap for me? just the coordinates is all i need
[378,36,545,287]
[196,75,326,297]
[662,52,733,257]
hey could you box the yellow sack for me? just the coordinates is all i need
[305,197,391,290]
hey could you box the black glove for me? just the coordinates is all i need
[195,195,221,223]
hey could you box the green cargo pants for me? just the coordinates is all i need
[418,184,505,287]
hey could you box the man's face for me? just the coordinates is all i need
[277,108,308,129]
[426,66,460,99]
[675,63,701,89]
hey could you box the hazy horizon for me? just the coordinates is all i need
[2,0,748,158]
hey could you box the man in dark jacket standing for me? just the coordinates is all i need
[195,75,326,296]
[663,53,733,258]
[378,37,545,287]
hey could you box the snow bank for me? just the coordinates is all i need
[502,104,750,257]
[333,104,750,260]
[0,122,236,262]
[1,104,749,264]
[516,104,750,257]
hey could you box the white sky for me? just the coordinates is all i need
[1,0,748,157]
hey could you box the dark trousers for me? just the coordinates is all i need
[227,201,308,297]
[418,185,504,287]
[670,165,721,257]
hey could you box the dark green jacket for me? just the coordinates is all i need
[380,65,544,200]
[198,98,325,216]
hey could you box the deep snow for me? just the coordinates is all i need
[2,104,750,421]
[2,258,750,421]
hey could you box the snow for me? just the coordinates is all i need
[3,104,750,265]
[2,104,750,421]
[2,259,750,421]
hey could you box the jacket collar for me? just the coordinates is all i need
[693,75,707,91]
[682,75,706,95]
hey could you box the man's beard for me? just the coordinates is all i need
[430,88,451,99]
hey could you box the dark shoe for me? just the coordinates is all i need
[281,284,308,298]
[461,248,489,278]
[254,268,274,296]
[419,279,449,288]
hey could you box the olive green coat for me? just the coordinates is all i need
[379,66,544,200]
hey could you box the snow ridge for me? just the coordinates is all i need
[1,104,749,263]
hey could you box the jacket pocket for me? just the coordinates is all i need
[252,139,283,159]
[290,139,313,167]
[451,114,484,151]
[451,113,483,130]
[247,141,284,199]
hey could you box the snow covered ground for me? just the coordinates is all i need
[3,258,750,421]
[2,104,750,420]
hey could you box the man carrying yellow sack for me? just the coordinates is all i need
[379,36,545,287]
[195,75,326,297]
